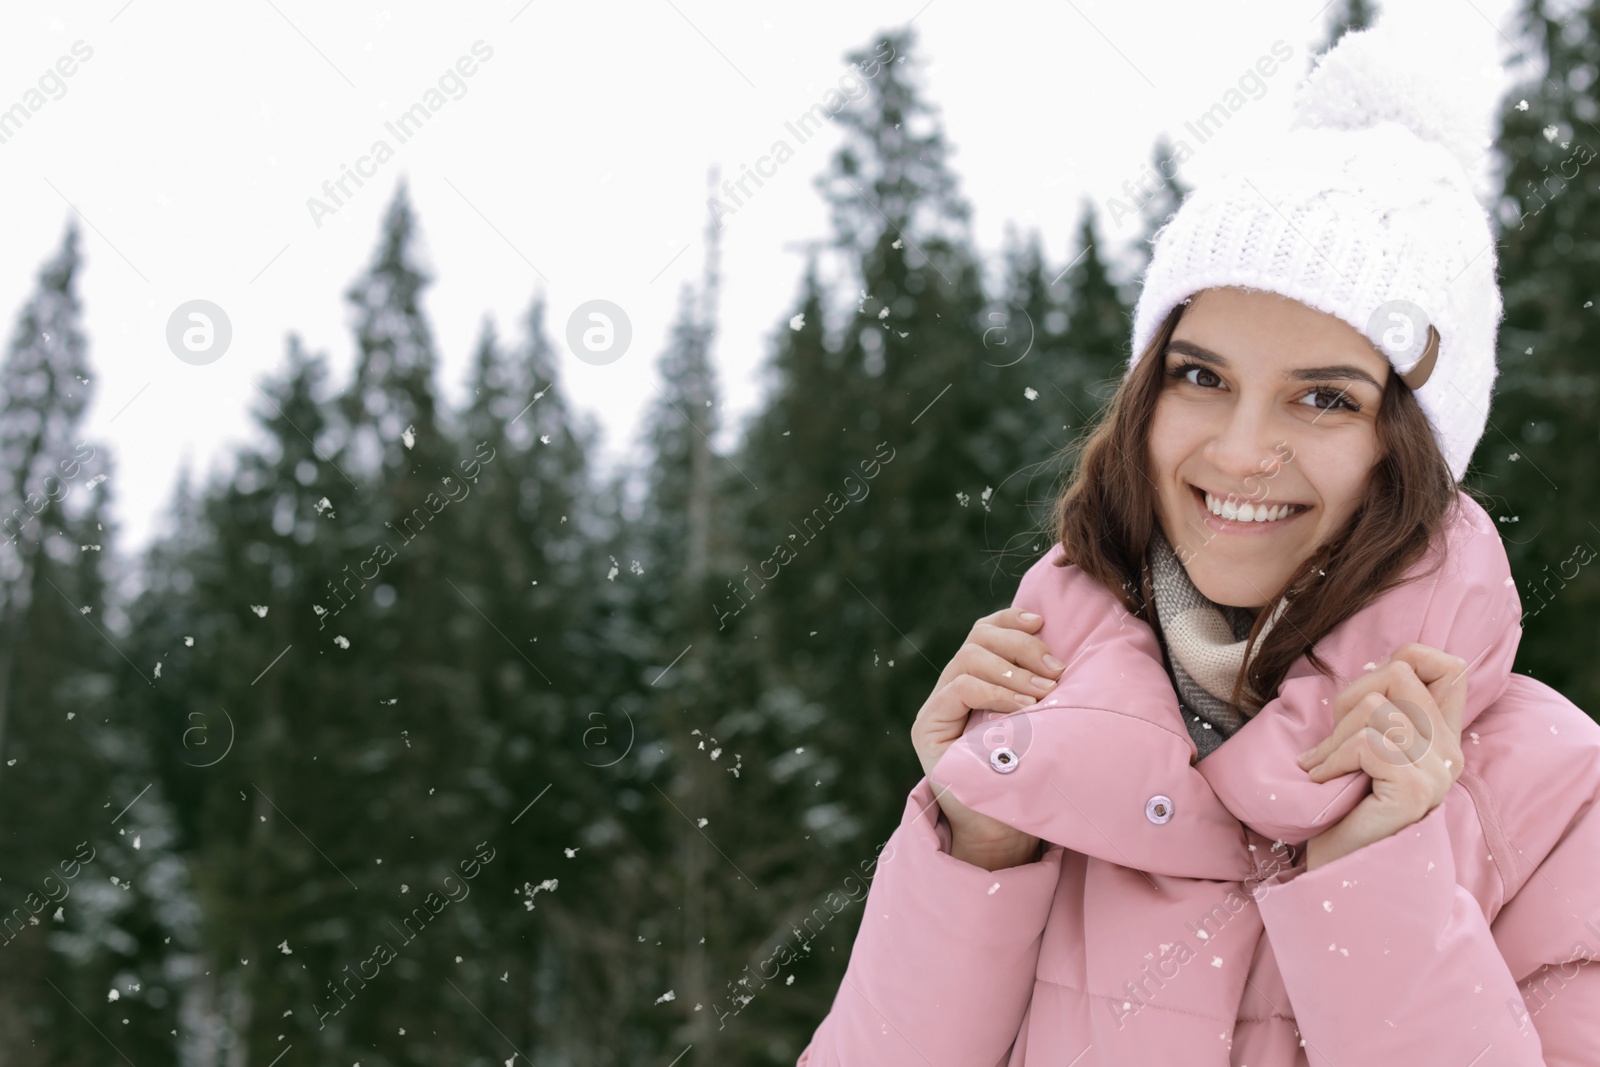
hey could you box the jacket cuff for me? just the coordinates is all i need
[1254,803,1541,1063]
[796,776,1062,1066]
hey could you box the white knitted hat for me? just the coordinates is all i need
[1127,8,1506,482]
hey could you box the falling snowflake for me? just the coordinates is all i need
[955,491,970,507]
[154,661,162,679]
[1024,387,1039,400]
[314,497,334,517]
[520,878,558,911]
[654,990,677,1005]
[402,425,417,449]
[250,605,268,618]
[279,940,291,954]
[788,313,805,331]
[334,635,350,649]
[184,636,194,646]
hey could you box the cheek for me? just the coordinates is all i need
[1146,401,1195,481]
[1301,438,1377,516]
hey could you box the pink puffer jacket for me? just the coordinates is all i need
[798,492,1600,1065]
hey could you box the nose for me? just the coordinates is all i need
[1202,402,1285,490]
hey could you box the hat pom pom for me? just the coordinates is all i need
[1289,7,1502,180]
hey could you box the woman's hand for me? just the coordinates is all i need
[910,607,1066,870]
[1295,643,1468,870]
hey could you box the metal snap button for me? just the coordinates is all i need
[989,746,1019,774]
[1145,794,1174,824]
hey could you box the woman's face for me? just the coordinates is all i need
[1148,286,1391,609]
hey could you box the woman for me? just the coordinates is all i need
[798,15,1600,1067]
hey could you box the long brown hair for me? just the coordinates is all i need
[1052,296,1469,713]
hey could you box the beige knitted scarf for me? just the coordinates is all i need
[1145,526,1292,761]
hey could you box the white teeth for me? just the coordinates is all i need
[1203,490,1303,523]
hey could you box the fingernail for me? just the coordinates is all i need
[1295,749,1315,766]
[1031,674,1054,690]
[1014,692,1037,705]
[1042,654,1064,672]
[1020,612,1041,623]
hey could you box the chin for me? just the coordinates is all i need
[1186,566,1277,611]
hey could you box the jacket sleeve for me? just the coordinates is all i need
[1251,794,1600,1066]
[795,775,1064,1067]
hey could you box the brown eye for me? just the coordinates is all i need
[1167,361,1221,388]
[1299,386,1361,414]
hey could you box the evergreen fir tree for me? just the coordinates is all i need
[1474,0,1600,715]
[0,225,185,1063]
[1127,134,1190,276]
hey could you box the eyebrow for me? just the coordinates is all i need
[1164,340,1384,389]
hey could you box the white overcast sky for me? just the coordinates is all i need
[0,0,1523,556]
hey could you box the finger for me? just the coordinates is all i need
[1300,689,1386,768]
[1326,660,1401,730]
[1302,656,1436,767]
[1305,687,1433,780]
[1306,727,1376,783]
[1346,724,1442,819]
[1305,693,1398,779]
[947,673,1038,716]
[958,641,1060,698]
[980,606,1046,634]
[1382,655,1467,783]
[971,619,1066,680]
[1387,644,1469,736]
[914,674,1036,751]
[1303,680,1427,773]
[1308,704,1428,783]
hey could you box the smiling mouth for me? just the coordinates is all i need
[1190,484,1311,524]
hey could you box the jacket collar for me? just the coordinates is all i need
[935,492,1519,882]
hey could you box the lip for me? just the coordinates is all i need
[1190,484,1310,535]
